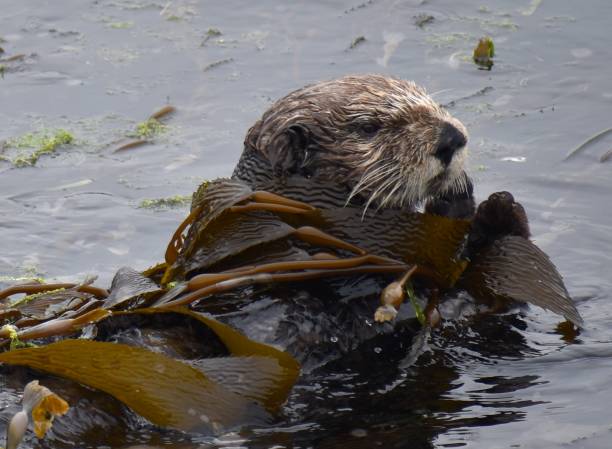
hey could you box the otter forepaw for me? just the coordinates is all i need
[467,191,531,254]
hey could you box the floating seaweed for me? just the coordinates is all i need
[4,380,69,449]
[113,105,176,153]
[2,129,74,167]
[0,177,582,442]
[473,36,495,70]
[348,35,366,50]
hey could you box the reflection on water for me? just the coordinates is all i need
[1,0,612,447]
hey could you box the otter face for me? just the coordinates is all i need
[243,74,469,212]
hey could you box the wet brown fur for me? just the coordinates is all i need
[240,74,470,212]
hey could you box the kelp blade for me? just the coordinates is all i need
[132,307,301,411]
[460,236,583,326]
[0,340,268,434]
[319,208,470,286]
[172,178,470,286]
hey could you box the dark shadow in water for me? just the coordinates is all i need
[245,314,546,449]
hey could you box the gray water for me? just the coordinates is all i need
[1,0,611,448]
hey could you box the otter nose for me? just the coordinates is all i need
[435,123,467,167]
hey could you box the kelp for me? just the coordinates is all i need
[0,176,583,440]
[5,380,69,449]
[156,177,580,325]
[0,340,267,434]
[0,307,300,435]
[460,236,583,326]
[163,178,469,287]
[112,105,175,153]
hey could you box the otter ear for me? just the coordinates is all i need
[267,123,313,178]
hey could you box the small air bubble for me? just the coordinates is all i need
[330,336,338,343]
[374,347,382,354]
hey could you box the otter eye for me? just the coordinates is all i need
[359,122,381,136]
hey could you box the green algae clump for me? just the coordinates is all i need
[130,118,167,139]
[139,195,191,210]
[7,129,74,167]
[473,37,495,70]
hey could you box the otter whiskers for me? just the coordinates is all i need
[346,160,396,205]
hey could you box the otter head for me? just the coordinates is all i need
[238,74,469,212]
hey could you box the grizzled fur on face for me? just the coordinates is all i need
[236,74,470,213]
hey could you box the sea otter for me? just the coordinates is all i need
[0,76,578,446]
[177,74,526,368]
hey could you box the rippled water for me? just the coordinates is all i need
[1,0,611,448]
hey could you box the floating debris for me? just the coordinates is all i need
[3,129,74,167]
[201,28,222,46]
[426,32,471,48]
[48,178,93,191]
[139,195,192,209]
[473,36,495,70]
[114,138,148,152]
[348,35,366,50]
[113,106,175,152]
[600,149,612,163]
[344,0,373,15]
[203,58,234,72]
[149,105,176,120]
[107,21,134,29]
[443,86,494,108]
[564,126,612,161]
[130,118,167,139]
[414,13,435,28]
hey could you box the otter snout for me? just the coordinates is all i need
[435,123,467,167]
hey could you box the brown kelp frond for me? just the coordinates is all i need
[0,177,582,438]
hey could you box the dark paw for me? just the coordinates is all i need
[425,173,475,219]
[466,191,530,254]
